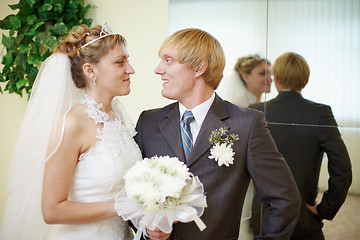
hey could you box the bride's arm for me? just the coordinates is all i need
[41,111,117,224]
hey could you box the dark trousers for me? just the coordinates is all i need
[290,229,325,240]
[251,193,325,240]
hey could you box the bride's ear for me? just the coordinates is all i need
[82,63,96,80]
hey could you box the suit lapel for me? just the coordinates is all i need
[159,103,186,163]
[187,95,230,167]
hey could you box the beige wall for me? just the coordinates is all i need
[0,0,169,223]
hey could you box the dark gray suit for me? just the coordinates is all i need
[250,91,352,239]
[135,94,301,240]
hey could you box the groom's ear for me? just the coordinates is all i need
[195,63,208,78]
[82,63,96,79]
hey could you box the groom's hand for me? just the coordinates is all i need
[306,201,323,220]
[146,227,171,240]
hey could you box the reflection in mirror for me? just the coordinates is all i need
[265,0,360,129]
[262,0,359,197]
[169,0,359,227]
[170,0,359,128]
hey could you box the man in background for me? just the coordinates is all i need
[250,52,352,240]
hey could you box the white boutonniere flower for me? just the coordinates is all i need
[208,127,239,167]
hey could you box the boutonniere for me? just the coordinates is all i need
[208,127,239,167]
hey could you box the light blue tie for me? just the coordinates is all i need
[181,110,195,162]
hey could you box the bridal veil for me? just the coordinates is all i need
[0,53,81,239]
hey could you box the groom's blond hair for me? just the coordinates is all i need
[159,28,225,89]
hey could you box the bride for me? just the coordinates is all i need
[0,24,141,239]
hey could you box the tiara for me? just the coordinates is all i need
[240,55,260,67]
[81,22,114,48]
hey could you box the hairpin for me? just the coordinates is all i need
[240,55,260,67]
[81,22,113,48]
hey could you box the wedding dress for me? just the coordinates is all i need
[47,94,142,240]
[0,53,141,240]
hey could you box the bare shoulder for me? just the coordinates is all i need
[64,103,98,153]
[64,104,90,135]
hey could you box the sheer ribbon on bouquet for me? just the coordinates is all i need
[115,174,207,240]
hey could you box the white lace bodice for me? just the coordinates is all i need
[48,94,142,240]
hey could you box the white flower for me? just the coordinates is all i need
[124,155,191,212]
[208,143,235,167]
[208,128,239,167]
[116,155,207,235]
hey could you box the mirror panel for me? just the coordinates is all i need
[266,0,360,128]
[169,0,360,128]
[168,0,359,194]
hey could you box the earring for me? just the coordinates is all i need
[93,76,96,86]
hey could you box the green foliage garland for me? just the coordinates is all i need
[0,0,94,97]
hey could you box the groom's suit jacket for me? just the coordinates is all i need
[135,94,301,240]
[250,91,352,239]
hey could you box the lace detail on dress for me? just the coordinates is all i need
[76,93,141,178]
[79,94,119,125]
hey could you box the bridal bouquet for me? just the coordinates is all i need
[115,155,207,239]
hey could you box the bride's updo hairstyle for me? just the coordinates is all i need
[235,54,271,86]
[55,24,126,88]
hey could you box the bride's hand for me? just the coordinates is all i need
[146,227,171,240]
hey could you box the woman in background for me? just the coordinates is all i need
[0,24,141,240]
[216,54,272,107]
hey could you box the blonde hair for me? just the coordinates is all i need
[159,28,225,89]
[273,52,310,91]
[55,24,126,88]
[234,54,271,86]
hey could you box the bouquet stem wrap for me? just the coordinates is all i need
[115,156,207,239]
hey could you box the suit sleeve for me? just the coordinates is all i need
[247,112,301,240]
[316,106,352,220]
[135,111,144,155]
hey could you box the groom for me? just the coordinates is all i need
[135,28,301,240]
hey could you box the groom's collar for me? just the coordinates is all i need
[178,92,215,126]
